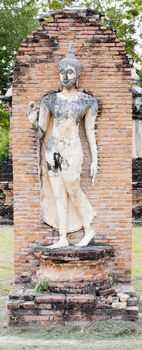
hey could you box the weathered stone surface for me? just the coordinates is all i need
[132,158,142,224]
[123,306,139,321]
[35,294,65,304]
[8,301,21,310]
[66,294,95,303]
[7,283,139,326]
[0,158,13,225]
[28,43,99,249]
[9,288,24,300]
[127,297,138,307]
[31,243,114,295]
[114,284,136,297]
[117,292,129,302]
[132,157,142,188]
[112,302,127,310]
[105,295,113,305]
[125,306,139,314]
[15,276,31,284]
[31,243,114,262]
[98,288,115,297]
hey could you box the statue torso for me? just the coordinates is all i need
[42,91,97,126]
[41,91,98,169]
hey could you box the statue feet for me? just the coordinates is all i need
[48,237,69,249]
[75,226,95,247]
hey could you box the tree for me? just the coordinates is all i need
[84,0,142,80]
[0,0,142,95]
[37,0,73,13]
[0,107,10,162]
[0,0,74,95]
[0,0,74,163]
[0,0,38,95]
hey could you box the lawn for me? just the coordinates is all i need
[132,227,142,291]
[0,226,14,295]
[0,225,142,350]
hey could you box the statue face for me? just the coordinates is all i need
[60,65,77,88]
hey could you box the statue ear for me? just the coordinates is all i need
[76,79,79,88]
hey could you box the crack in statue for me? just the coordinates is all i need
[28,44,98,249]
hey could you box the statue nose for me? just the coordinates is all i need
[63,72,67,80]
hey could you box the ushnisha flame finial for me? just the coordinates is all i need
[67,42,74,55]
[59,43,81,78]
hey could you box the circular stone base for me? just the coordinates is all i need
[32,243,114,261]
[31,244,114,293]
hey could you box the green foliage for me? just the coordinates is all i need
[0,108,10,163]
[41,0,73,12]
[35,278,50,293]
[137,70,142,88]
[1,0,142,94]
[0,128,9,163]
[83,0,142,79]
[0,108,10,129]
[0,0,74,95]
[35,281,43,292]
[0,0,38,95]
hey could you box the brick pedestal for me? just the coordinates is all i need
[8,285,138,326]
[32,244,115,294]
[8,245,139,325]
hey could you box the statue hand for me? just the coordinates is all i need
[28,101,38,126]
[90,161,97,185]
[28,101,37,112]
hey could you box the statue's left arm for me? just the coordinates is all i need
[28,97,51,170]
[28,98,50,139]
[85,99,98,185]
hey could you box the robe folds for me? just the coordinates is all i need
[37,91,98,232]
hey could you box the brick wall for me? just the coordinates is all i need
[12,9,132,281]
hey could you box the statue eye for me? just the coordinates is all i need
[68,69,74,74]
[60,69,65,74]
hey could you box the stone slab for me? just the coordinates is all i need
[31,243,115,262]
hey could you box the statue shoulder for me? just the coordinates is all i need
[41,92,57,108]
[80,91,98,110]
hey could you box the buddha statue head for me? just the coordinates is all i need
[59,44,81,88]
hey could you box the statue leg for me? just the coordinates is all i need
[65,179,96,247]
[48,173,69,248]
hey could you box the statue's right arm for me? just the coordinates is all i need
[28,99,50,139]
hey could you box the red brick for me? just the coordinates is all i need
[12,10,131,282]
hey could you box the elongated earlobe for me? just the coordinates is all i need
[76,79,79,88]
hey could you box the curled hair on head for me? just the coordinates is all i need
[59,43,81,78]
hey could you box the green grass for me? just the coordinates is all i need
[132,227,142,291]
[0,127,9,163]
[0,320,142,340]
[0,339,142,350]
[0,226,14,295]
[0,225,142,349]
